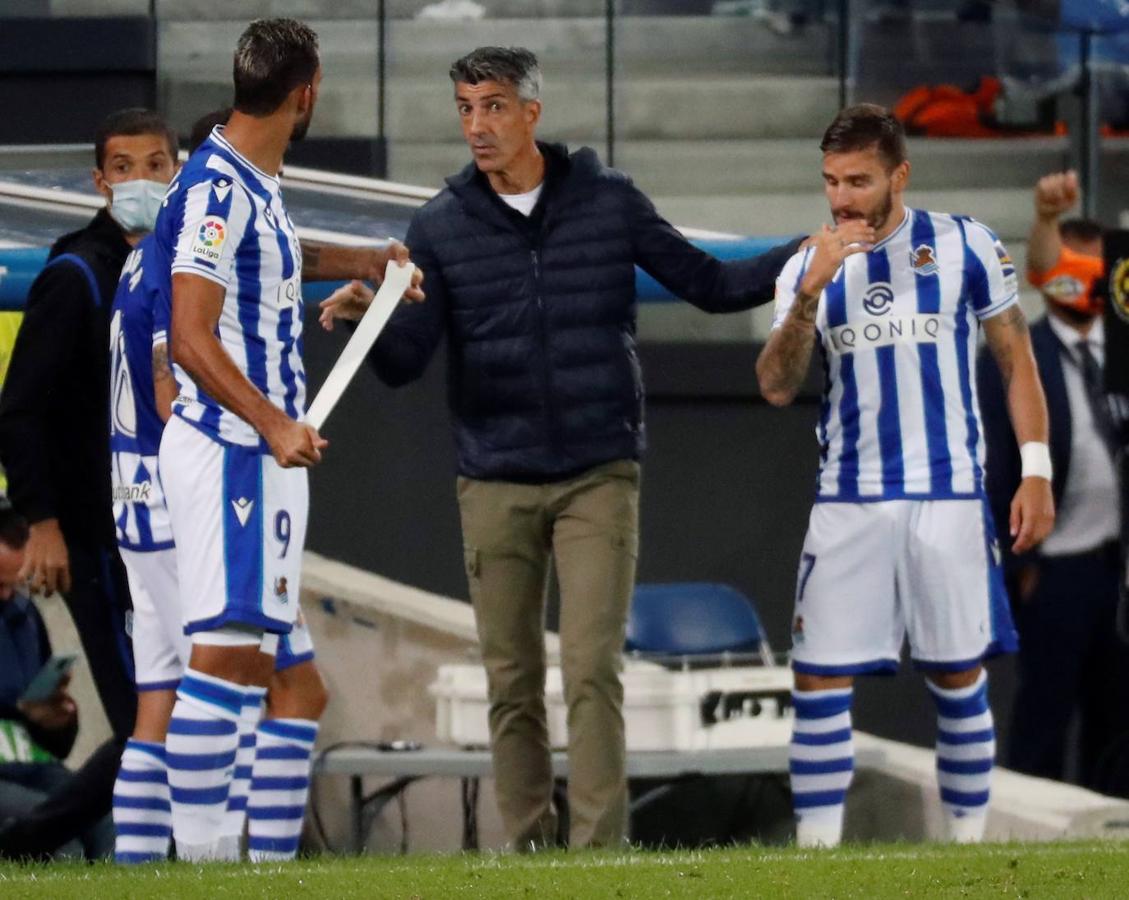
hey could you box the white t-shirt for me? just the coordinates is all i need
[1040,314,1121,556]
[497,182,544,217]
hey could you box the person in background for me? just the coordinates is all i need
[0,107,178,860]
[979,169,1129,788]
[0,502,113,860]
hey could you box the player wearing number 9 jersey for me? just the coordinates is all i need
[757,105,1055,849]
[151,19,331,863]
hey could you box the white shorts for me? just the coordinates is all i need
[121,546,187,691]
[121,544,316,688]
[159,415,309,636]
[789,498,1016,676]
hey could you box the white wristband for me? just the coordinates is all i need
[1020,441,1053,481]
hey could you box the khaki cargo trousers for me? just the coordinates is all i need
[457,459,640,849]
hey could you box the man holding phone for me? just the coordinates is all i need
[0,503,113,859]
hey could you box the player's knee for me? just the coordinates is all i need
[794,672,854,693]
[925,665,983,692]
[268,661,328,720]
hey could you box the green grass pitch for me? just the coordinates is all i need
[1,841,1128,898]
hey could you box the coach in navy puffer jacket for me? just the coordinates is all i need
[360,46,802,851]
[369,139,801,480]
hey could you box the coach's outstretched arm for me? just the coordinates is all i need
[982,306,1055,553]
[171,272,327,468]
[756,222,873,406]
[628,186,804,313]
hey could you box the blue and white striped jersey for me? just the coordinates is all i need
[154,126,305,450]
[772,208,1019,502]
[110,234,173,551]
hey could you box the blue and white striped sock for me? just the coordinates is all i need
[113,739,171,863]
[790,686,854,847]
[247,718,319,861]
[928,671,994,843]
[167,669,243,861]
[216,685,267,860]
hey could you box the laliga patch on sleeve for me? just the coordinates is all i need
[994,240,1018,295]
[189,216,227,266]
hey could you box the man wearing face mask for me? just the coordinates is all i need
[0,108,178,752]
[978,170,1129,788]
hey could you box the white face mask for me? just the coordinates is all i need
[108,179,167,234]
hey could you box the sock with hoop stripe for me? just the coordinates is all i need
[247,718,318,861]
[790,686,854,848]
[928,670,994,843]
[166,669,243,861]
[215,685,267,860]
[113,739,171,863]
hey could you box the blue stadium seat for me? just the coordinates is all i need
[625,583,767,657]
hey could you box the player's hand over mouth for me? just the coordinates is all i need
[800,221,875,297]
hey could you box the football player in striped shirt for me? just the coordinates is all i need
[152,20,418,861]
[757,104,1055,847]
[108,194,327,864]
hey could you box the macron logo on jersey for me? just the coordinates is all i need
[232,497,254,527]
[212,179,232,203]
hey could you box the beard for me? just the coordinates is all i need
[867,188,894,231]
[1051,299,1102,325]
[834,187,894,231]
[290,112,312,143]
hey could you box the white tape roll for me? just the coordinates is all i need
[304,260,415,431]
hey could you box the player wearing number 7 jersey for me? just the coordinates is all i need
[756,105,1055,847]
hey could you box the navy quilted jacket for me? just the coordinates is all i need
[369,142,802,481]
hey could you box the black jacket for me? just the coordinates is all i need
[369,142,802,481]
[978,315,1129,576]
[0,209,130,548]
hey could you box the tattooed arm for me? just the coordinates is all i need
[152,341,178,424]
[756,221,874,406]
[299,240,424,302]
[982,304,1054,552]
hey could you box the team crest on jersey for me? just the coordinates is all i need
[792,615,805,644]
[1111,256,1129,323]
[863,282,895,316]
[910,244,939,276]
[274,576,289,603]
[190,217,227,264]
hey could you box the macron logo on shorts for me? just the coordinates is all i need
[232,497,254,527]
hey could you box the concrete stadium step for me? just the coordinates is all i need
[387,136,1072,195]
[157,13,835,78]
[162,73,842,143]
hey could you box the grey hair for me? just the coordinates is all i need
[449,46,542,101]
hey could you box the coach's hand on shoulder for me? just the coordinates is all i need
[264,413,329,468]
[319,280,374,331]
[21,518,71,596]
[800,222,875,296]
[1009,476,1055,554]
